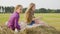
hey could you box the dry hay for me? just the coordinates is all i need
[0,25,60,34]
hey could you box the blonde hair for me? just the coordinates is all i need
[14,5,22,11]
[25,3,35,24]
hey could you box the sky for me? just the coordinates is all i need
[0,0,60,9]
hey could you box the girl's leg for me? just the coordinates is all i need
[16,25,20,30]
[34,19,49,27]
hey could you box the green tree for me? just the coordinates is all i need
[39,8,47,13]
[23,8,27,13]
[55,9,60,13]
[35,9,39,13]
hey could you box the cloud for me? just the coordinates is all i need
[0,0,60,9]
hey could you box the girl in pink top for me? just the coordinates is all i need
[7,5,23,31]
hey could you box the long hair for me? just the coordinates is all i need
[25,3,35,24]
[14,5,22,12]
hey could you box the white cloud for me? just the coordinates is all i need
[0,0,60,9]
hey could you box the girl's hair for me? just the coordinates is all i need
[25,3,35,24]
[14,5,22,11]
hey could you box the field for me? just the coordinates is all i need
[0,13,60,31]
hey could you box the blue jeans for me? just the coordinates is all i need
[28,21,35,25]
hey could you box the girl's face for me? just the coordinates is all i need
[17,6,23,13]
[32,6,35,11]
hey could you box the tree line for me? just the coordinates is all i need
[0,6,60,13]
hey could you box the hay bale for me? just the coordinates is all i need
[0,25,60,34]
[22,26,60,34]
[0,25,14,34]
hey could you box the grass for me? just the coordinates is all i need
[0,13,60,31]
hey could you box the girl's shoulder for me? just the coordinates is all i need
[11,12,18,18]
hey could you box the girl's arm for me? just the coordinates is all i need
[32,16,42,21]
[36,16,42,19]
[14,17,20,31]
[14,17,18,28]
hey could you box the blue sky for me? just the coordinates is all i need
[0,0,60,9]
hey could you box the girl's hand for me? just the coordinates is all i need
[38,16,43,19]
